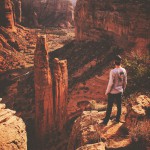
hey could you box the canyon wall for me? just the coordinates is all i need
[22,0,74,27]
[34,35,68,148]
[75,0,150,51]
[0,0,15,30]
[0,101,27,150]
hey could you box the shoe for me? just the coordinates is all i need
[102,120,108,125]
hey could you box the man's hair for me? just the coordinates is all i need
[114,55,122,66]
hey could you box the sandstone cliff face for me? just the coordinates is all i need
[53,58,68,130]
[0,0,15,30]
[22,0,74,27]
[34,35,68,148]
[0,100,27,150]
[34,35,54,145]
[68,107,129,150]
[75,0,150,51]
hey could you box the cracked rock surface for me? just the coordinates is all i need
[0,101,27,150]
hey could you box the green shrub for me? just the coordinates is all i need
[123,54,150,96]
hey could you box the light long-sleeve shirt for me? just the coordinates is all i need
[105,67,127,95]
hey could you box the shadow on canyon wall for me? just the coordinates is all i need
[49,37,125,90]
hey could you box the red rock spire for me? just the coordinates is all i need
[34,35,54,145]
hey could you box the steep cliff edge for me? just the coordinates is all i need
[0,100,27,150]
[75,0,150,51]
[68,95,150,150]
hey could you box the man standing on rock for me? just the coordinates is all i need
[103,55,127,125]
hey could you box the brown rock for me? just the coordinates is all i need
[34,35,54,145]
[34,35,68,148]
[125,95,150,126]
[75,0,150,51]
[0,0,15,30]
[53,58,68,130]
[106,138,131,150]
[13,0,22,23]
[0,102,27,150]
[68,107,129,150]
[76,142,105,150]
[136,95,150,108]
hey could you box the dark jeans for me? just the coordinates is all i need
[104,93,122,123]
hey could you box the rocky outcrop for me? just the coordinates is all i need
[0,100,27,150]
[68,95,150,150]
[76,142,105,150]
[125,95,150,127]
[22,0,74,27]
[34,35,54,145]
[68,107,130,150]
[0,0,15,30]
[53,58,68,130]
[13,0,22,23]
[34,35,68,148]
[75,0,150,51]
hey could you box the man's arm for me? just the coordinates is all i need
[105,70,114,95]
[123,70,127,91]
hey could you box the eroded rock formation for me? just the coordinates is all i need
[75,0,150,51]
[68,106,129,150]
[125,95,150,127]
[53,58,68,130]
[13,0,22,23]
[0,101,27,150]
[22,0,74,27]
[34,35,54,145]
[0,0,15,30]
[68,95,150,150]
[34,35,68,147]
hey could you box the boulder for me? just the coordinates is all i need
[68,107,130,150]
[0,102,27,150]
[76,142,105,150]
[125,95,150,126]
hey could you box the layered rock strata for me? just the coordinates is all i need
[75,0,150,51]
[0,0,15,30]
[34,35,68,147]
[0,101,27,150]
[53,58,68,130]
[34,35,54,145]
